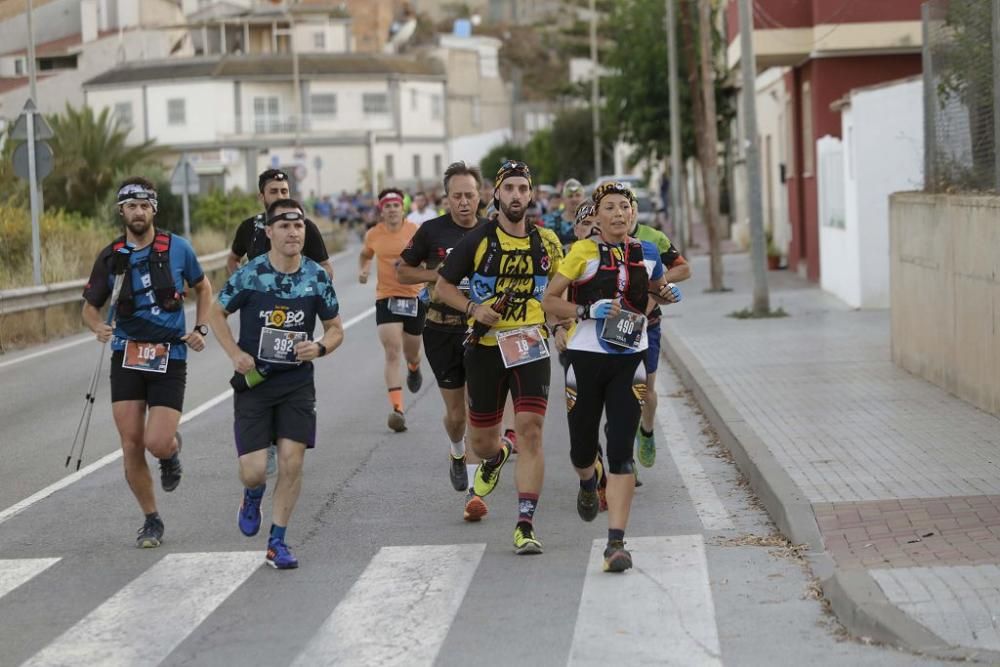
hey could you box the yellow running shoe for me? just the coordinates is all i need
[472,441,512,497]
[513,522,543,555]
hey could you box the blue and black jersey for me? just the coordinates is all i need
[83,234,204,361]
[218,254,339,386]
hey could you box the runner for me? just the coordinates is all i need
[436,160,563,554]
[359,188,426,432]
[405,191,438,226]
[542,178,586,250]
[628,192,690,470]
[207,198,344,570]
[81,176,212,548]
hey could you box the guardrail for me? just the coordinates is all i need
[0,250,230,317]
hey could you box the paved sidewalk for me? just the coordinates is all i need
[663,252,1000,660]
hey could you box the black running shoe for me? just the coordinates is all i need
[449,454,468,491]
[159,432,183,492]
[136,515,164,549]
[603,539,633,572]
[577,483,599,522]
[406,366,423,393]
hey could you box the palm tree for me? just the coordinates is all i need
[44,104,160,218]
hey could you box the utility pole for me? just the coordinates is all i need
[737,0,770,313]
[589,0,602,180]
[665,0,685,253]
[26,0,37,102]
[26,0,43,285]
[697,0,724,290]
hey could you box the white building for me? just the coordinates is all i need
[83,52,448,196]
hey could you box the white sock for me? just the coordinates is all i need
[450,438,465,458]
[466,464,477,489]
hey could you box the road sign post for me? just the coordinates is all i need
[11,100,55,286]
[170,156,200,239]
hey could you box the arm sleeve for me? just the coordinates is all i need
[82,248,112,308]
[399,223,429,267]
[437,233,477,284]
[230,220,250,257]
[315,269,340,320]
[303,219,330,263]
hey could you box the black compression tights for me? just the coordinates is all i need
[564,350,646,473]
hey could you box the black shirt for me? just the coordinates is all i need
[399,213,485,332]
[230,213,330,264]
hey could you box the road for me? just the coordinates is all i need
[0,246,943,665]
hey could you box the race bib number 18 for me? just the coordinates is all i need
[122,341,170,373]
[258,327,308,364]
[496,326,550,369]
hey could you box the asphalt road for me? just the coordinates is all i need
[0,245,944,666]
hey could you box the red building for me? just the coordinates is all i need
[725,0,923,281]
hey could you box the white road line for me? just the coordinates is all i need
[657,375,734,530]
[291,544,486,667]
[0,304,375,527]
[568,535,722,667]
[0,244,357,371]
[0,558,60,600]
[22,551,261,667]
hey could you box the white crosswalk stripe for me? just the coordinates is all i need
[568,535,723,666]
[21,551,261,667]
[0,558,60,601]
[291,543,486,667]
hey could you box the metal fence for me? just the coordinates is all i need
[922,0,1000,192]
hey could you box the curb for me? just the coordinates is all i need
[661,325,1000,663]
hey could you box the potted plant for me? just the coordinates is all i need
[766,230,781,270]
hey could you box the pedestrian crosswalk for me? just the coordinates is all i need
[0,536,723,666]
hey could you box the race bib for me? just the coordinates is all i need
[122,341,170,373]
[458,277,471,295]
[496,326,550,369]
[600,310,646,350]
[388,297,419,317]
[258,327,308,365]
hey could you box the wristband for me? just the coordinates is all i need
[315,341,327,358]
[551,322,566,334]
[465,301,476,317]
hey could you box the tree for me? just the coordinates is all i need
[44,105,161,219]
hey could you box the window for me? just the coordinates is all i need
[254,96,280,132]
[313,31,325,50]
[434,154,442,176]
[801,81,813,176]
[410,89,418,111]
[311,93,337,117]
[167,98,186,126]
[14,58,24,75]
[472,98,481,128]
[385,154,395,179]
[363,93,389,115]
[431,94,442,120]
[113,102,133,129]
[413,154,421,179]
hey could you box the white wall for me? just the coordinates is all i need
[146,81,236,144]
[305,80,395,134]
[85,86,146,144]
[449,127,511,167]
[818,136,859,306]
[820,77,924,309]
[398,80,446,137]
[0,0,80,51]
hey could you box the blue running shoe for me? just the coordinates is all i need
[238,486,264,537]
[266,537,298,569]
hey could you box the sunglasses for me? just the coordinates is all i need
[267,210,304,225]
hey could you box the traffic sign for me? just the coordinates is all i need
[11,100,53,141]
[169,159,200,196]
[13,140,53,180]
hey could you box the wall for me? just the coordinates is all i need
[890,193,1000,418]
[0,0,79,50]
[817,136,856,304]
[146,81,236,144]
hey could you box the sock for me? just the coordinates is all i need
[145,511,159,521]
[407,362,420,373]
[246,484,265,499]
[450,437,465,458]
[580,473,598,492]
[269,524,286,542]
[466,464,477,489]
[639,426,654,438]
[518,493,539,525]
[388,387,403,411]
[608,528,625,543]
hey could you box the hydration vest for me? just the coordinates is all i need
[112,231,184,317]
[569,238,649,315]
[472,221,551,315]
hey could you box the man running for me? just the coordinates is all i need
[82,177,212,548]
[406,191,438,226]
[208,198,344,570]
[542,178,586,250]
[227,169,334,279]
[359,188,426,432]
[436,160,563,554]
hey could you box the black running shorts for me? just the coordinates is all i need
[375,298,427,336]
[233,378,316,456]
[422,326,466,389]
[109,351,186,412]
[464,344,550,428]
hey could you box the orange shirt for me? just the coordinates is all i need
[363,221,423,301]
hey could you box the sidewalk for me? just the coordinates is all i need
[663,252,1000,661]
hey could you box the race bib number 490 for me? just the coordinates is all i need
[600,310,646,350]
[258,327,308,365]
[122,341,170,373]
[496,326,550,369]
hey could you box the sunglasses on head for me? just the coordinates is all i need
[267,210,304,225]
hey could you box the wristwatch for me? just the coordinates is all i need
[193,324,209,336]
[575,304,588,320]
[315,341,327,357]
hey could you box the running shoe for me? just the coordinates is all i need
[450,454,468,491]
[513,522,543,555]
[501,428,518,455]
[136,515,164,549]
[637,428,656,468]
[238,487,264,537]
[577,478,599,523]
[472,441,512,498]
[603,540,633,572]
[634,468,643,488]
[266,537,299,570]
[463,491,488,522]
[406,366,423,393]
[266,443,277,477]
[159,431,183,492]
[387,409,407,432]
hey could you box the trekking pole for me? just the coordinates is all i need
[66,245,132,470]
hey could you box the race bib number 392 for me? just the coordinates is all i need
[122,341,170,373]
[258,327,308,365]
